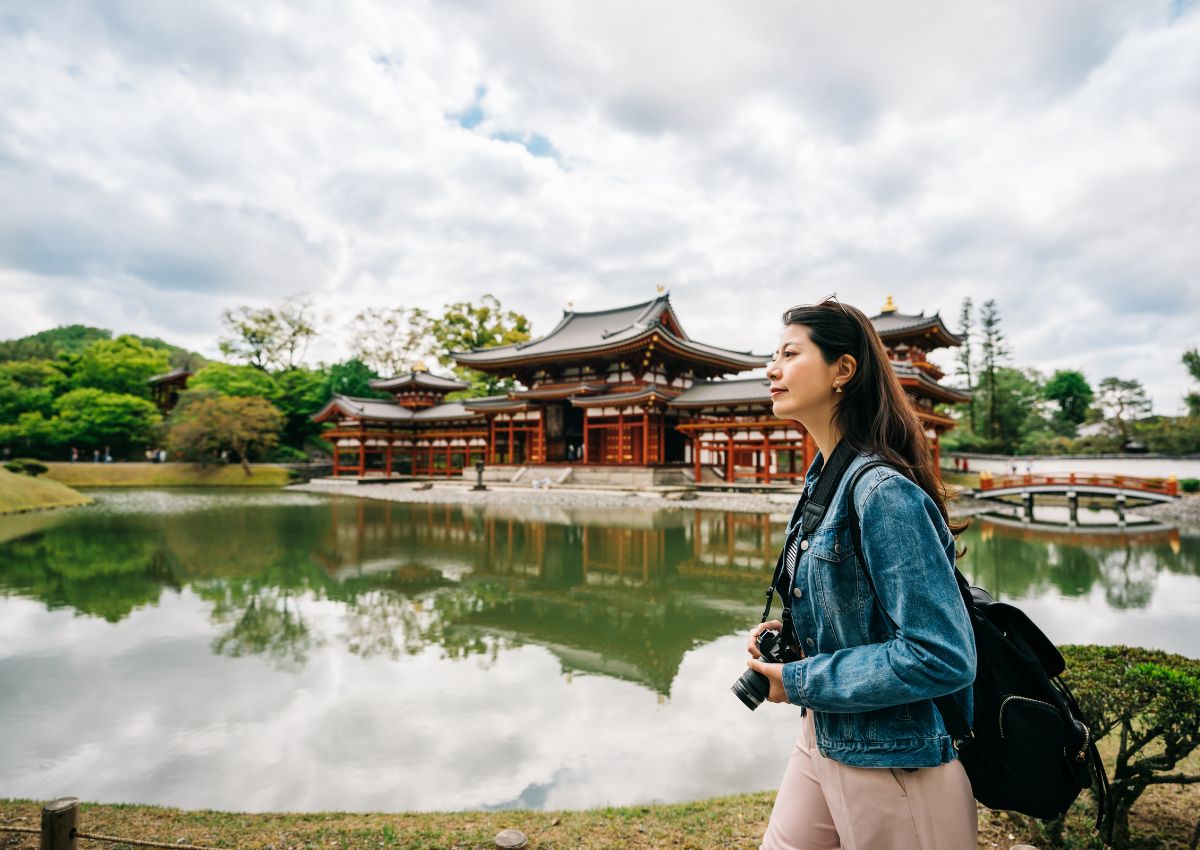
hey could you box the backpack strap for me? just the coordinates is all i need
[759,441,860,623]
[845,461,974,747]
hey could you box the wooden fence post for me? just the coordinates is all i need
[40,797,78,850]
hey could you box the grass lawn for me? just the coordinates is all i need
[0,467,91,515]
[43,462,291,488]
[3,759,1198,850]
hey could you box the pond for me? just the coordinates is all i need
[1,489,1197,813]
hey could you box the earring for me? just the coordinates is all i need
[834,384,843,394]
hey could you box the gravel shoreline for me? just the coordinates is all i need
[294,479,999,520]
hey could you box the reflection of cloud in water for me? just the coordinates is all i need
[0,592,798,812]
[80,489,331,516]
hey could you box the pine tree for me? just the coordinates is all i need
[979,299,1009,441]
[955,298,976,432]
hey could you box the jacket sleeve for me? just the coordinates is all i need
[781,473,976,713]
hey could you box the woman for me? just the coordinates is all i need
[746,298,977,850]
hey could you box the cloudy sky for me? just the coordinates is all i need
[1,0,1197,411]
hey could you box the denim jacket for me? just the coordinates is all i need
[779,450,976,768]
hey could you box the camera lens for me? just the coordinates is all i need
[732,667,771,710]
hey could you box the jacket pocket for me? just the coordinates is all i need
[811,527,863,615]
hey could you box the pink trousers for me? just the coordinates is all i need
[760,712,978,850]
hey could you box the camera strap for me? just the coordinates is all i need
[760,441,860,623]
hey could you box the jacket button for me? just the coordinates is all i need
[800,539,809,551]
[806,637,815,648]
[793,587,803,599]
[834,543,841,554]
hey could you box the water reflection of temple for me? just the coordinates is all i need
[312,498,785,692]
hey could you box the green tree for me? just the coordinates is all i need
[166,392,283,475]
[219,297,319,371]
[0,325,111,362]
[1042,370,1093,437]
[348,307,432,377]
[427,295,532,396]
[322,358,388,400]
[69,335,171,398]
[954,297,976,432]
[978,299,1009,441]
[0,411,57,457]
[189,362,279,400]
[0,360,66,424]
[1060,645,1200,850]
[1095,377,1152,448]
[53,388,162,454]
[273,368,328,450]
[1183,348,1200,416]
[1135,415,1200,455]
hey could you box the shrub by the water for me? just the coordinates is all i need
[4,458,48,477]
[1181,477,1199,493]
[1057,645,1200,849]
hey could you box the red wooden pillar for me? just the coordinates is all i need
[762,429,772,484]
[583,414,590,464]
[332,444,340,476]
[488,416,496,464]
[445,444,451,477]
[642,409,649,465]
[617,409,625,464]
[726,431,735,482]
[693,433,702,483]
[508,418,515,464]
[538,412,546,463]
[358,425,366,476]
[385,442,393,477]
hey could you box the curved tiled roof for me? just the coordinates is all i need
[369,371,468,392]
[870,311,963,347]
[890,362,971,403]
[311,395,413,423]
[569,386,678,407]
[668,378,771,408]
[452,294,767,371]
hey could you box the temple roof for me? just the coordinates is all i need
[570,386,678,408]
[890,362,972,403]
[311,394,482,423]
[451,294,768,372]
[869,305,962,349]
[369,370,468,393]
[148,368,192,384]
[669,378,771,409]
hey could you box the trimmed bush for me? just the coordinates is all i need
[5,458,48,477]
[1059,645,1200,849]
[1181,477,1199,493]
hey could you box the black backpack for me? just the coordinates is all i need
[843,461,1111,840]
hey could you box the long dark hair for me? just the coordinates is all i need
[781,297,968,537]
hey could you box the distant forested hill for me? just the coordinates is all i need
[0,325,206,370]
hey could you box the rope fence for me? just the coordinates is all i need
[0,797,537,850]
[0,799,226,850]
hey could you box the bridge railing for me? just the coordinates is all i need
[977,471,1179,497]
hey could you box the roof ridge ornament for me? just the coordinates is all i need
[881,295,898,314]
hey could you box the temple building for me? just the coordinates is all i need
[313,292,968,484]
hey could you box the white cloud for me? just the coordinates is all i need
[0,0,1196,409]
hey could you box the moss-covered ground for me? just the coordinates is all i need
[43,462,291,488]
[0,467,91,515]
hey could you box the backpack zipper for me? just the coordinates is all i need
[999,694,1092,761]
[998,694,1056,740]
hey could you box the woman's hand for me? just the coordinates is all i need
[746,657,789,703]
[747,620,784,658]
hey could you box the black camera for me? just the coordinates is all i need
[732,628,801,710]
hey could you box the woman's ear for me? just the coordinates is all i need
[838,354,857,385]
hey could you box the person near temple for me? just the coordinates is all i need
[746,297,976,850]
